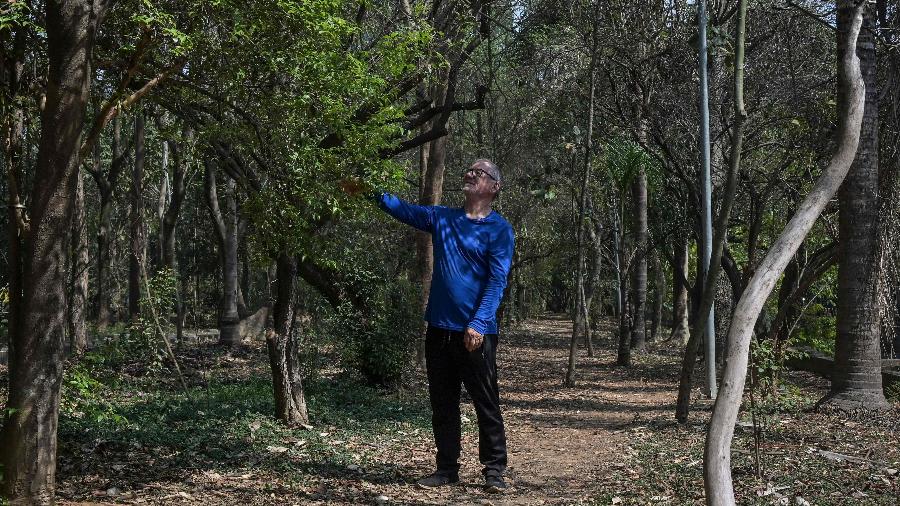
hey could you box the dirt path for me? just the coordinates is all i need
[55,316,689,505]
[399,315,682,505]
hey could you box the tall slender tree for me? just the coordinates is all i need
[129,112,146,319]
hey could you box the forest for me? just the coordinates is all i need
[0,0,898,504]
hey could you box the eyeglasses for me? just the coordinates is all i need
[464,167,498,181]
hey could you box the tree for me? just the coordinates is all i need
[825,6,890,410]
[1,0,112,500]
[68,159,90,353]
[566,0,599,386]
[1,0,184,498]
[88,115,130,327]
[129,112,146,319]
[675,0,748,422]
[705,2,867,502]
[204,157,243,345]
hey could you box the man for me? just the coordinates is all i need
[375,159,514,493]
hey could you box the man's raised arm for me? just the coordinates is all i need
[374,193,436,233]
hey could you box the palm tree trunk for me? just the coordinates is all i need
[629,168,648,352]
[826,6,890,410]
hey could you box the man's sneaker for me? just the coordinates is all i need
[484,474,507,493]
[416,472,459,489]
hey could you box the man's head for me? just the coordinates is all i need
[462,158,502,201]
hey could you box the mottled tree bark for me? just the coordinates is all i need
[266,253,309,425]
[69,168,90,354]
[1,0,107,500]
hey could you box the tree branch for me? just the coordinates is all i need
[80,58,186,161]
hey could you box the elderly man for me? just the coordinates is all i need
[375,159,514,493]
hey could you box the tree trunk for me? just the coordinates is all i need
[129,112,145,319]
[204,159,242,345]
[69,167,89,354]
[615,203,632,366]
[94,116,126,327]
[566,29,598,385]
[415,97,446,366]
[583,210,604,345]
[825,6,890,410]
[157,141,169,268]
[612,208,623,318]
[629,93,650,353]
[705,3,867,502]
[650,251,664,341]
[162,129,190,339]
[629,168,648,352]
[1,0,105,500]
[266,253,309,425]
[670,235,690,344]
[676,0,749,421]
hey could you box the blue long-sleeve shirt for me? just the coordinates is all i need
[378,193,514,335]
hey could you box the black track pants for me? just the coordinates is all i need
[424,325,507,477]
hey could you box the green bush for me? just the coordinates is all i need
[61,352,127,426]
[331,279,420,387]
[119,268,179,373]
[793,303,836,356]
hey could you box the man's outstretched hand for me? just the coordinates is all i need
[464,327,484,352]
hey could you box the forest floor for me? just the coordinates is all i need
[1,315,898,505]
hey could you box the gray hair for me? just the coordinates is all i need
[473,158,502,182]
[473,158,502,200]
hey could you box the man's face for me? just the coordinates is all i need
[462,162,500,198]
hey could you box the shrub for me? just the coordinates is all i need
[333,279,420,387]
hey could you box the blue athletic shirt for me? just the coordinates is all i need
[377,193,515,335]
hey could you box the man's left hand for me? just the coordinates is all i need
[464,327,484,352]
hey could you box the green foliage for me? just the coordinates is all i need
[131,0,193,54]
[0,0,35,31]
[121,268,178,372]
[750,337,780,395]
[792,306,836,356]
[57,355,432,482]
[183,0,434,259]
[885,380,900,401]
[61,353,128,426]
[601,137,660,194]
[326,279,420,387]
